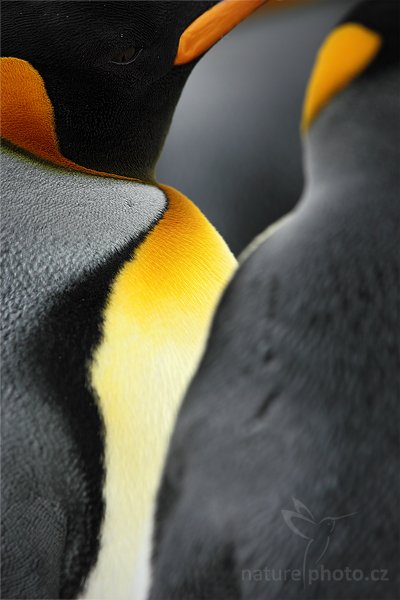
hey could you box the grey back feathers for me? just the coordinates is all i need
[1,145,166,598]
[150,51,400,600]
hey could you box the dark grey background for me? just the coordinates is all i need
[158,0,359,255]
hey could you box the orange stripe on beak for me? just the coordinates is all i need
[174,0,267,66]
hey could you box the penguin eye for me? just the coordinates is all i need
[110,47,142,65]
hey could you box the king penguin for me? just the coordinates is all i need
[150,2,400,599]
[0,2,267,598]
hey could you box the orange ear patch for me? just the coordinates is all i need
[174,0,267,66]
[302,24,382,131]
[0,57,138,180]
[1,57,64,164]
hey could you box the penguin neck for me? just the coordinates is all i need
[51,91,174,183]
[304,65,400,205]
[41,64,194,181]
[0,56,193,182]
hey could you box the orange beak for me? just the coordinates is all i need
[174,0,268,66]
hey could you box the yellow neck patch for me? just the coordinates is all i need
[302,23,382,131]
[85,184,236,599]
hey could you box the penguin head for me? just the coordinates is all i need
[302,0,400,132]
[1,1,264,180]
